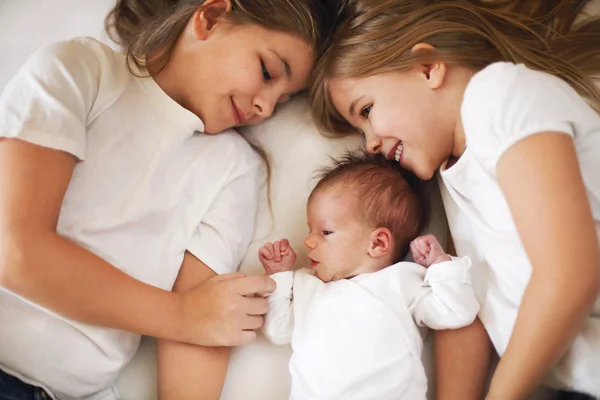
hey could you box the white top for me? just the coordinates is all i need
[0,37,262,399]
[440,62,600,395]
[262,257,479,400]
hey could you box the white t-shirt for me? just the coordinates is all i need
[440,62,600,395]
[262,258,479,400]
[0,37,262,399]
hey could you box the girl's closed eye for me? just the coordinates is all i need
[361,104,372,118]
[260,59,272,82]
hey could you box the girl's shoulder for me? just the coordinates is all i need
[461,62,596,172]
[464,61,577,113]
[27,36,124,74]
[14,36,130,98]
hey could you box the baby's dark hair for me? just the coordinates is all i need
[310,150,430,261]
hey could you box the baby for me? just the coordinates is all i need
[258,151,480,400]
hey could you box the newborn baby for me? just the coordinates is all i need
[259,152,480,400]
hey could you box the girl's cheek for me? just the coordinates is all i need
[230,65,259,94]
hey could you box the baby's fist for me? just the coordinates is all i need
[258,238,297,275]
[410,234,451,268]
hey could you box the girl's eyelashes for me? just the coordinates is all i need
[361,104,372,118]
[261,59,272,82]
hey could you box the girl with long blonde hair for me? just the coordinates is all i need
[312,0,600,398]
[0,0,339,399]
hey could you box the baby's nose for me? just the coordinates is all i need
[304,235,315,249]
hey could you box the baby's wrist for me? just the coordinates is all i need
[264,266,293,276]
[431,253,452,265]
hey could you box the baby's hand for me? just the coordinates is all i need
[410,234,451,268]
[258,239,297,275]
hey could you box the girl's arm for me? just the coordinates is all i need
[434,233,494,400]
[488,132,600,399]
[0,138,272,346]
[158,252,232,400]
[434,319,493,400]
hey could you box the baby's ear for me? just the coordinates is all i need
[367,228,392,258]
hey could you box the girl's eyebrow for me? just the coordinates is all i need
[268,48,292,80]
[349,96,364,117]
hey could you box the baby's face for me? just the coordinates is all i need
[304,190,374,282]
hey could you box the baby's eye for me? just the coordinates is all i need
[360,105,372,118]
[261,60,272,82]
[322,230,333,236]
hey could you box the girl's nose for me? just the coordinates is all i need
[365,132,382,154]
[253,94,277,120]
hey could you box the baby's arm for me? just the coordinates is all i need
[409,235,480,329]
[262,272,295,345]
[258,239,297,344]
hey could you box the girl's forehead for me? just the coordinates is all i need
[328,77,359,94]
[250,26,315,81]
[327,78,366,119]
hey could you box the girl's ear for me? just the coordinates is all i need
[367,227,393,259]
[192,0,232,40]
[411,42,447,90]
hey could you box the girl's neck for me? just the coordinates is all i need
[448,66,475,159]
[147,51,186,109]
[452,116,467,158]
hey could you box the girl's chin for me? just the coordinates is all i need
[412,164,436,181]
[419,169,435,181]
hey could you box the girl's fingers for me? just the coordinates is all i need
[244,296,270,316]
[236,330,257,346]
[243,315,265,330]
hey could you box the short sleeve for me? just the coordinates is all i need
[0,38,101,159]
[186,143,263,275]
[461,62,587,174]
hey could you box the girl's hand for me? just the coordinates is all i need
[410,234,452,268]
[179,273,274,346]
[258,239,297,275]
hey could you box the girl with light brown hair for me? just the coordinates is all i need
[311,1,600,399]
[0,0,340,399]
